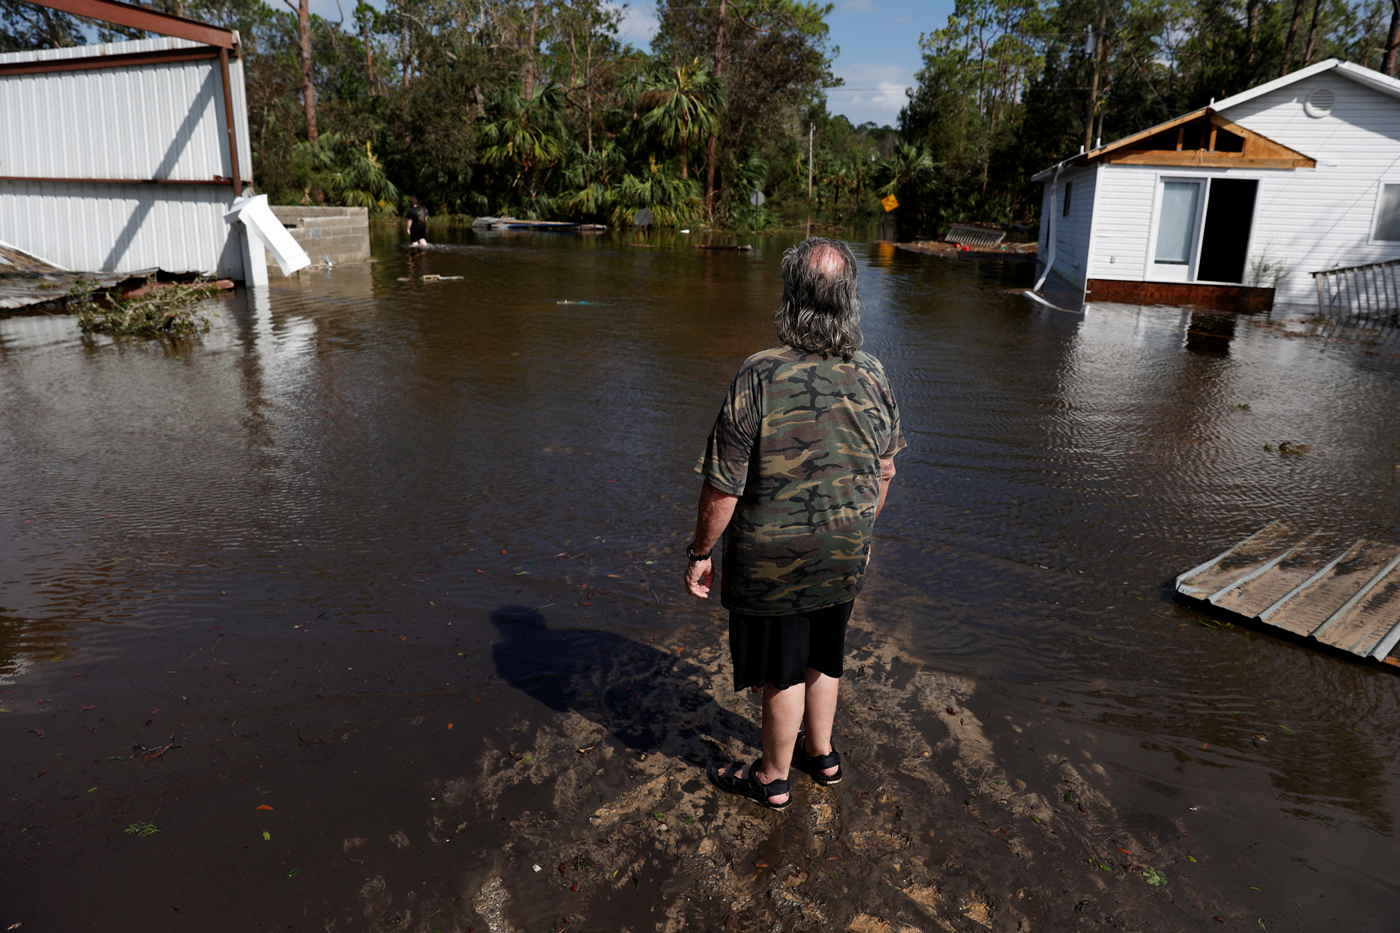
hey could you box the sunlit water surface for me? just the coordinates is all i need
[4,228,1400,919]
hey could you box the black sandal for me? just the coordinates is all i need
[793,732,843,786]
[707,759,792,811]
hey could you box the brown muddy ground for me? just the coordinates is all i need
[4,604,1253,933]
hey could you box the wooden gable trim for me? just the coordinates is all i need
[1087,109,1211,157]
[1089,109,1315,170]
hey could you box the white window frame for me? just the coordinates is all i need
[1368,181,1400,245]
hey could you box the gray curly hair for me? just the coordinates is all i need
[774,237,864,361]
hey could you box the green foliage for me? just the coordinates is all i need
[899,0,1400,231]
[123,822,160,837]
[71,278,219,338]
[610,156,704,227]
[640,59,722,180]
[292,133,401,211]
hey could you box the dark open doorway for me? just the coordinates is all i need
[1197,179,1258,284]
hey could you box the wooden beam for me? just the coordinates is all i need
[0,45,218,76]
[19,0,236,49]
[1104,152,1315,169]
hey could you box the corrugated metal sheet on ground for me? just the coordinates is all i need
[1175,521,1400,667]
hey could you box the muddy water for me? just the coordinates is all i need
[3,229,1400,932]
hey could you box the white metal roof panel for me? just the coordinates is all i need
[0,36,203,65]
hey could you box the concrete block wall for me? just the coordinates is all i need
[266,206,370,276]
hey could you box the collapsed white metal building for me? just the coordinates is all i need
[0,0,298,284]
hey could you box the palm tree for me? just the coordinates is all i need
[293,133,401,210]
[611,155,703,228]
[479,86,568,207]
[639,59,721,180]
[876,142,942,202]
[558,140,625,220]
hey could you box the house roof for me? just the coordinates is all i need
[1032,58,1394,182]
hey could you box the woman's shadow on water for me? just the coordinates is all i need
[490,605,759,766]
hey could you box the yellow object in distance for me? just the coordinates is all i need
[880,194,899,212]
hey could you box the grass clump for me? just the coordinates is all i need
[71,277,219,337]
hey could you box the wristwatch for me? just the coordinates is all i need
[686,543,712,562]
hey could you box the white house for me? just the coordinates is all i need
[1033,59,1400,311]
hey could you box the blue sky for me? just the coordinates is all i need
[300,0,954,129]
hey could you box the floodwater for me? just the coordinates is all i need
[3,228,1400,932]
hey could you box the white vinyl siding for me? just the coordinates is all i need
[1040,165,1097,290]
[1085,167,1157,281]
[1218,70,1400,304]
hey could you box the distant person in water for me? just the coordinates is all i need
[685,236,905,811]
[405,197,429,247]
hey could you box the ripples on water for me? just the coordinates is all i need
[4,229,1400,848]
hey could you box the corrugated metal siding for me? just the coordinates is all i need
[0,38,252,277]
[0,181,242,275]
[0,36,202,65]
[0,49,231,180]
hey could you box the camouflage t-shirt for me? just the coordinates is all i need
[701,346,906,615]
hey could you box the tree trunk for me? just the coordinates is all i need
[1246,0,1261,63]
[524,0,542,100]
[1281,0,1307,75]
[1385,0,1400,76]
[704,0,726,219]
[362,11,374,94]
[400,0,408,91]
[1303,0,1324,65]
[298,0,317,143]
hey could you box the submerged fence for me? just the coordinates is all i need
[1311,258,1400,325]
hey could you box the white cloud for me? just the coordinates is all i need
[604,1,659,49]
[825,63,914,129]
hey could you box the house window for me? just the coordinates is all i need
[1063,181,1073,216]
[1154,181,1200,264]
[1374,184,1400,241]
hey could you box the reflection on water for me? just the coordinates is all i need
[3,228,1400,877]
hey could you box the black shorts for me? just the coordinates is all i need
[728,600,854,691]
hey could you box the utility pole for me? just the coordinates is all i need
[1084,0,1108,152]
